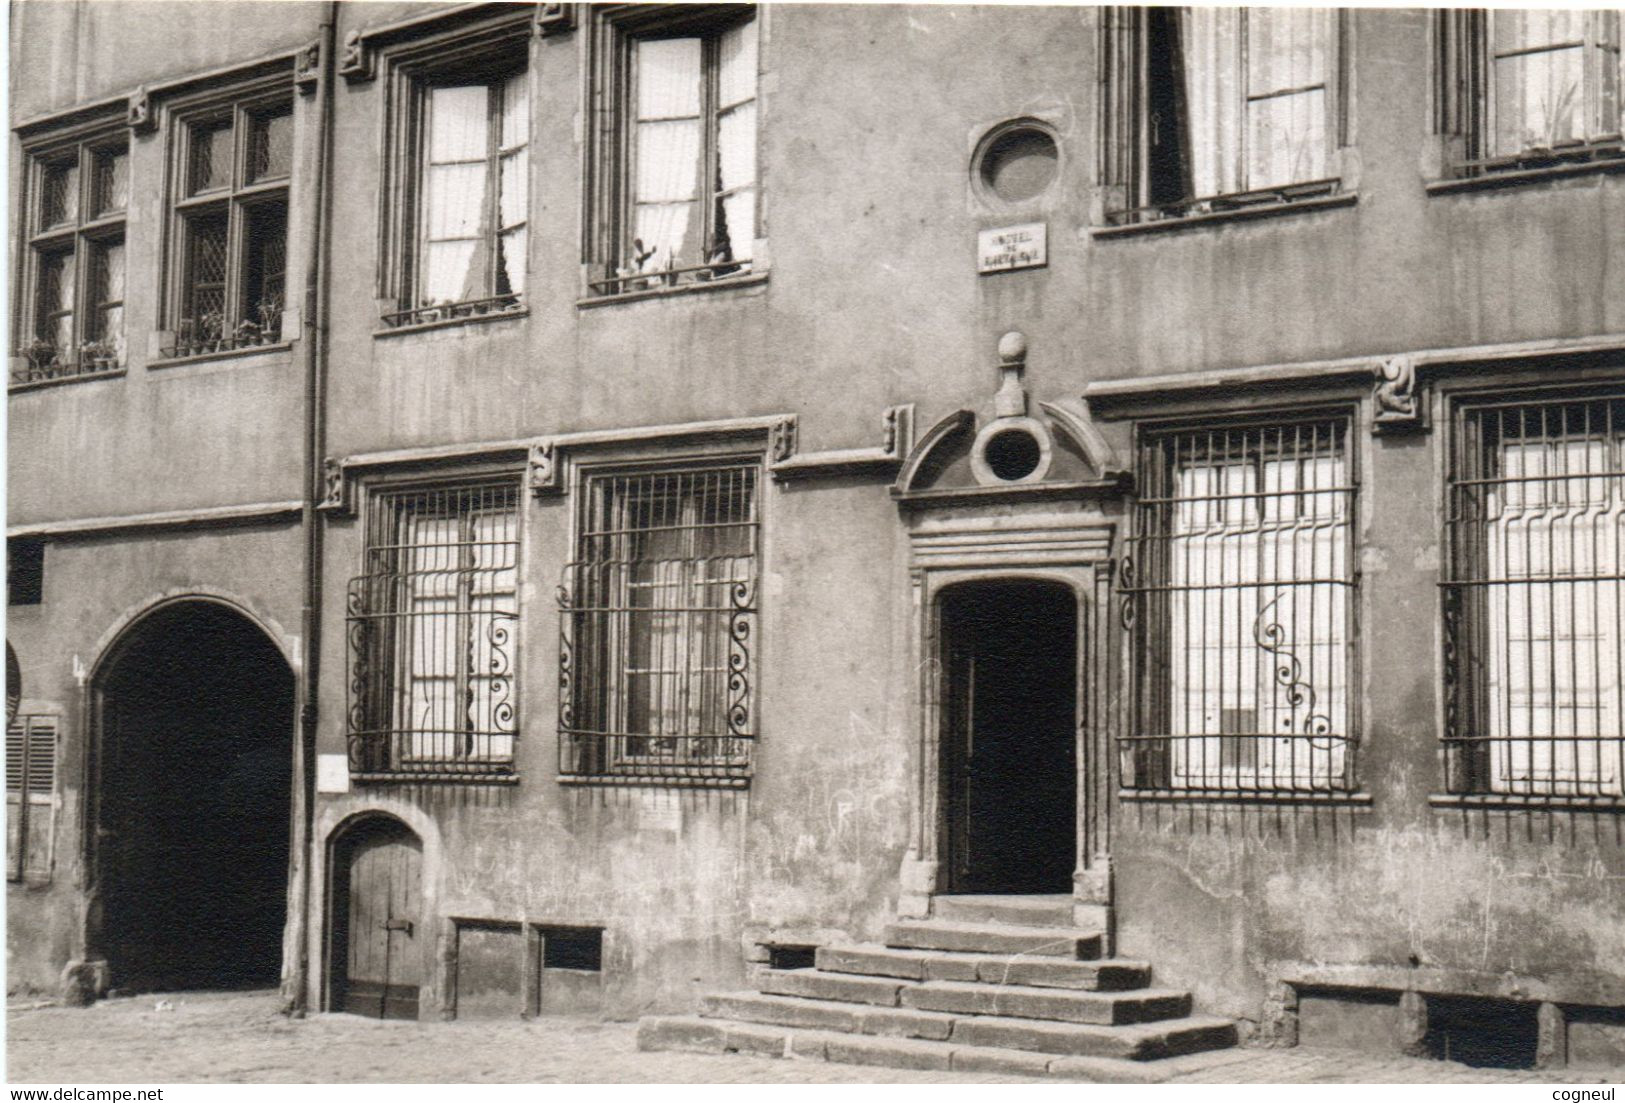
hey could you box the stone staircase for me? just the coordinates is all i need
[638,895,1238,1080]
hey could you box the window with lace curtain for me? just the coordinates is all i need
[1099,8,1350,226]
[1436,10,1622,179]
[585,6,759,298]
[384,66,529,328]
[13,130,128,388]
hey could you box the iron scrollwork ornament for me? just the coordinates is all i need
[1253,593,1337,748]
[727,579,755,738]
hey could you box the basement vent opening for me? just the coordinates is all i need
[540,926,602,972]
[766,944,818,970]
[1424,995,1539,1069]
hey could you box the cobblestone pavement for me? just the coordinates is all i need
[7,990,1623,1085]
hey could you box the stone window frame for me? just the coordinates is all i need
[10,115,130,390]
[1431,10,1625,193]
[369,6,536,334]
[1094,6,1357,236]
[580,3,766,303]
[158,67,296,362]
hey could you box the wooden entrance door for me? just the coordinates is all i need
[942,581,1078,894]
[335,820,422,1020]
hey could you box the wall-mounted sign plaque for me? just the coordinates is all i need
[977,222,1047,273]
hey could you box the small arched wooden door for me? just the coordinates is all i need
[331,817,423,1020]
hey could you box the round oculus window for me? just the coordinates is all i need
[984,428,1044,482]
[979,127,1059,204]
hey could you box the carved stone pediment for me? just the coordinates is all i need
[892,333,1128,509]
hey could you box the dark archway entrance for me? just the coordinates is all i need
[94,600,294,992]
[328,816,424,1020]
[941,580,1077,894]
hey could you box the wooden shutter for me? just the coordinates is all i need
[6,716,56,882]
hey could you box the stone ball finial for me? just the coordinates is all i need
[998,331,1027,366]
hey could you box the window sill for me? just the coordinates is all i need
[577,271,769,310]
[559,773,749,790]
[1120,788,1372,808]
[1093,191,1357,240]
[1429,792,1624,813]
[149,342,293,371]
[373,307,530,340]
[9,366,127,394]
[1425,156,1625,196]
[349,770,519,786]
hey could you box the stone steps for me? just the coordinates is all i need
[637,897,1241,1079]
[639,1013,1237,1075]
[755,969,1191,1026]
[884,919,1103,958]
[815,943,1153,990]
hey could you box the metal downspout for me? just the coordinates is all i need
[287,0,337,1016]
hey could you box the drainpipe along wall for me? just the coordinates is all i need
[284,0,337,1016]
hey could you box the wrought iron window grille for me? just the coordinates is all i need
[559,464,759,787]
[347,481,520,782]
[1442,395,1625,804]
[1120,418,1360,797]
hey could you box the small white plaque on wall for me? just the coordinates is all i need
[638,789,682,833]
[977,222,1047,274]
[317,753,351,794]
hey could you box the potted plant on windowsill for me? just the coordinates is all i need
[257,295,284,343]
[19,338,64,381]
[77,338,119,373]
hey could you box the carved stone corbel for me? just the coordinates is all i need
[534,2,576,37]
[317,458,351,515]
[1373,354,1428,433]
[527,440,560,496]
[338,29,374,83]
[126,86,155,134]
[769,417,798,464]
[294,40,322,95]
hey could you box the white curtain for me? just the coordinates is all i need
[1491,10,1620,156]
[1169,451,1348,787]
[715,18,758,262]
[1179,8,1329,197]
[422,84,489,305]
[1487,439,1623,795]
[633,37,703,272]
[497,71,529,296]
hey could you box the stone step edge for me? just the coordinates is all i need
[637,1014,1174,1082]
[700,990,1230,1054]
[757,971,1193,1020]
[819,942,1154,980]
[888,919,1105,940]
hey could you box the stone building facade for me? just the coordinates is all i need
[8,1,1625,1070]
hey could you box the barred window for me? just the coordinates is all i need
[347,483,519,781]
[1444,397,1625,802]
[1123,418,1358,796]
[560,465,758,786]
[7,715,57,882]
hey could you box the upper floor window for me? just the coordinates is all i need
[1443,395,1625,804]
[560,464,758,786]
[1440,10,1622,178]
[586,5,759,297]
[1101,7,1349,226]
[13,135,128,387]
[347,481,520,782]
[1122,417,1358,797]
[385,65,529,328]
[166,96,292,358]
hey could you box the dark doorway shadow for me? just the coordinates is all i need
[95,601,293,992]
